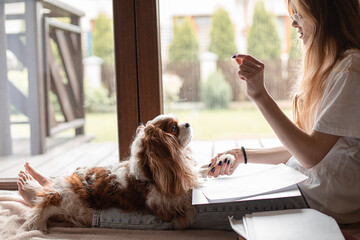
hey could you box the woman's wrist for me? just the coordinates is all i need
[252,90,272,105]
[241,146,247,164]
[232,147,248,164]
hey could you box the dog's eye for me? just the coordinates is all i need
[171,125,178,132]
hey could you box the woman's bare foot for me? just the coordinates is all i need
[24,162,52,186]
[17,170,43,207]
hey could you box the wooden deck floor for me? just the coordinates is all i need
[0,136,281,190]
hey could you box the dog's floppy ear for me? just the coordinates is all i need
[136,124,145,134]
[142,124,197,195]
[143,124,180,161]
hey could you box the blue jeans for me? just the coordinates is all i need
[92,196,308,230]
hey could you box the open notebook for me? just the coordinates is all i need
[193,163,308,205]
[229,208,344,240]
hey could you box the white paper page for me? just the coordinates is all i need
[228,216,248,239]
[244,214,257,240]
[201,164,308,202]
[193,164,302,205]
[192,184,301,205]
[251,209,344,240]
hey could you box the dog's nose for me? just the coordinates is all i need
[185,123,190,128]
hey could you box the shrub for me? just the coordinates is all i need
[162,73,183,103]
[165,61,201,102]
[201,70,232,109]
[85,84,113,112]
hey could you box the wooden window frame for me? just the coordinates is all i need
[112,0,163,160]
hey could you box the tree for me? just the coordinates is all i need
[247,1,281,59]
[169,18,199,62]
[209,7,237,60]
[93,12,114,65]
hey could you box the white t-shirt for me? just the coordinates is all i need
[286,49,360,224]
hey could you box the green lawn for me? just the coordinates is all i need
[85,102,292,142]
[9,102,291,142]
[85,112,118,142]
[168,105,291,140]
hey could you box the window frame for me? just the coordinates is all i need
[112,0,162,160]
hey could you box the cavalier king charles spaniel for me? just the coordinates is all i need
[23,114,212,231]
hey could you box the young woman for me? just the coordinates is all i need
[208,0,360,224]
[18,0,360,231]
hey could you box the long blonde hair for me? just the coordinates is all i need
[287,0,360,132]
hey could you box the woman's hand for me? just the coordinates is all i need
[233,54,340,169]
[207,148,244,178]
[233,54,267,100]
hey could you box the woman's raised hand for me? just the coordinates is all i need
[232,54,267,100]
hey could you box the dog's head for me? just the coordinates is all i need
[144,114,193,148]
[129,114,198,195]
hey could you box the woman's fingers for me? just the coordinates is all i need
[220,162,226,175]
[207,153,223,177]
[209,154,218,167]
[241,61,264,72]
[222,158,232,175]
[239,63,254,73]
[233,54,265,68]
[207,152,234,178]
[238,71,251,80]
[213,156,237,177]
[212,160,223,178]
[236,55,264,82]
[228,159,241,175]
[234,54,267,99]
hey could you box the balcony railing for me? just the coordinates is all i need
[0,0,85,156]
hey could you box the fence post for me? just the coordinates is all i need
[0,1,12,156]
[25,0,46,155]
[200,51,218,82]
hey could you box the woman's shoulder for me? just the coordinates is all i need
[338,48,360,69]
[324,49,359,96]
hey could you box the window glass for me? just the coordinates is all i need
[160,0,299,142]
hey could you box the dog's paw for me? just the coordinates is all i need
[198,165,210,179]
[23,214,48,232]
[216,154,235,168]
[198,154,236,178]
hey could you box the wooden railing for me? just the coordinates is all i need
[45,18,85,137]
[0,0,85,156]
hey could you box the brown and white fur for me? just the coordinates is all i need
[22,114,211,232]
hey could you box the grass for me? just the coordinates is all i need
[168,103,292,140]
[85,112,118,142]
[173,109,276,140]
[84,101,292,142]
[9,102,291,142]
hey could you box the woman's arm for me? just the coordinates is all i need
[237,54,340,169]
[246,146,292,164]
[208,146,291,178]
[253,93,339,168]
